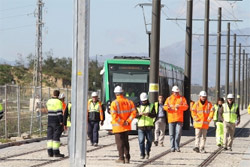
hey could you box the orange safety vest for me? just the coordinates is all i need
[110,95,137,133]
[191,100,214,129]
[163,94,188,123]
[87,100,104,121]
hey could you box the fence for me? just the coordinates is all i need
[0,85,71,139]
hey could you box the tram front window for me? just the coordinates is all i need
[109,67,149,104]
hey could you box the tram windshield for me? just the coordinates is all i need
[108,64,149,104]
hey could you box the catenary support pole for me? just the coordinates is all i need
[225,22,230,97]
[203,0,210,92]
[70,0,89,166]
[183,0,193,130]
[237,43,241,107]
[233,34,236,96]
[241,50,245,110]
[215,8,222,102]
[149,0,161,103]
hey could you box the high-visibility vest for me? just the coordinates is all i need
[110,95,137,133]
[213,104,219,121]
[248,104,250,114]
[87,99,103,121]
[125,92,135,97]
[191,100,213,129]
[66,103,72,127]
[0,103,3,120]
[163,94,188,123]
[137,104,154,127]
[222,103,238,123]
[46,98,63,124]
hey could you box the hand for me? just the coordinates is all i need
[236,120,240,126]
[123,121,129,126]
[100,120,104,126]
[64,126,68,131]
[175,104,180,110]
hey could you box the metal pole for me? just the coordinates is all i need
[245,54,248,108]
[232,34,236,96]
[70,0,89,166]
[4,85,7,139]
[17,85,21,137]
[237,43,241,107]
[149,0,161,103]
[215,8,222,102]
[148,32,151,57]
[225,22,230,97]
[203,0,210,92]
[241,50,245,110]
[183,0,193,130]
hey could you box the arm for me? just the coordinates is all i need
[207,103,214,123]
[236,105,240,125]
[163,97,175,113]
[63,105,69,126]
[177,97,188,111]
[126,101,137,124]
[99,101,104,121]
[148,104,156,118]
[191,103,198,121]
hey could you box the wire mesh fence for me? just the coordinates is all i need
[0,85,71,139]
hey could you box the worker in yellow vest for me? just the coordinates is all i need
[248,104,250,114]
[213,97,224,147]
[0,99,4,120]
[220,94,240,151]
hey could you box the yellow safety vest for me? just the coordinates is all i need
[137,104,154,127]
[223,103,238,123]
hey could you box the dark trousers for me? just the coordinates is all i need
[47,123,63,155]
[115,131,130,160]
[88,121,100,144]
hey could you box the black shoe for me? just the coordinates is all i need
[54,153,65,157]
[176,148,181,152]
[154,141,158,146]
[171,148,175,152]
[145,153,150,159]
[223,147,228,150]
[93,143,98,147]
[217,144,222,147]
[140,155,145,159]
[48,154,53,157]
[193,147,199,153]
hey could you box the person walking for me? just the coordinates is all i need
[154,95,167,147]
[137,92,156,159]
[46,90,64,157]
[110,86,137,164]
[164,85,188,152]
[248,104,250,114]
[0,99,4,120]
[63,101,72,156]
[87,92,104,146]
[220,94,240,151]
[191,91,214,153]
[213,98,224,147]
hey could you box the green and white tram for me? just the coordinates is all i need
[100,56,184,131]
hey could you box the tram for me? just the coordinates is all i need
[100,56,184,131]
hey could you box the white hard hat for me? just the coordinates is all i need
[140,92,148,101]
[114,86,123,93]
[91,92,98,97]
[172,85,180,92]
[227,94,234,99]
[199,91,207,97]
[59,93,65,99]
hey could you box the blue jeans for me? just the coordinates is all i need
[138,129,153,156]
[169,122,183,150]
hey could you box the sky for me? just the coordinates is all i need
[0,0,250,64]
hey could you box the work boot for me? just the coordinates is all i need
[223,147,228,150]
[193,147,199,153]
[93,143,98,147]
[145,153,150,159]
[200,149,206,154]
[53,150,65,157]
[228,147,232,151]
[115,159,125,164]
[171,148,175,152]
[125,158,130,164]
[140,155,145,159]
[176,148,181,152]
[47,149,53,157]
[154,141,158,146]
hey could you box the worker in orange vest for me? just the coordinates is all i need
[110,86,137,164]
[191,91,214,153]
[164,85,188,152]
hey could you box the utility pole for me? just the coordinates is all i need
[31,0,44,135]
[70,0,89,166]
[225,22,230,97]
[203,0,210,93]
[245,54,248,109]
[233,34,236,96]
[215,8,222,102]
[241,50,245,110]
[237,43,241,107]
[183,0,193,130]
[149,0,161,103]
